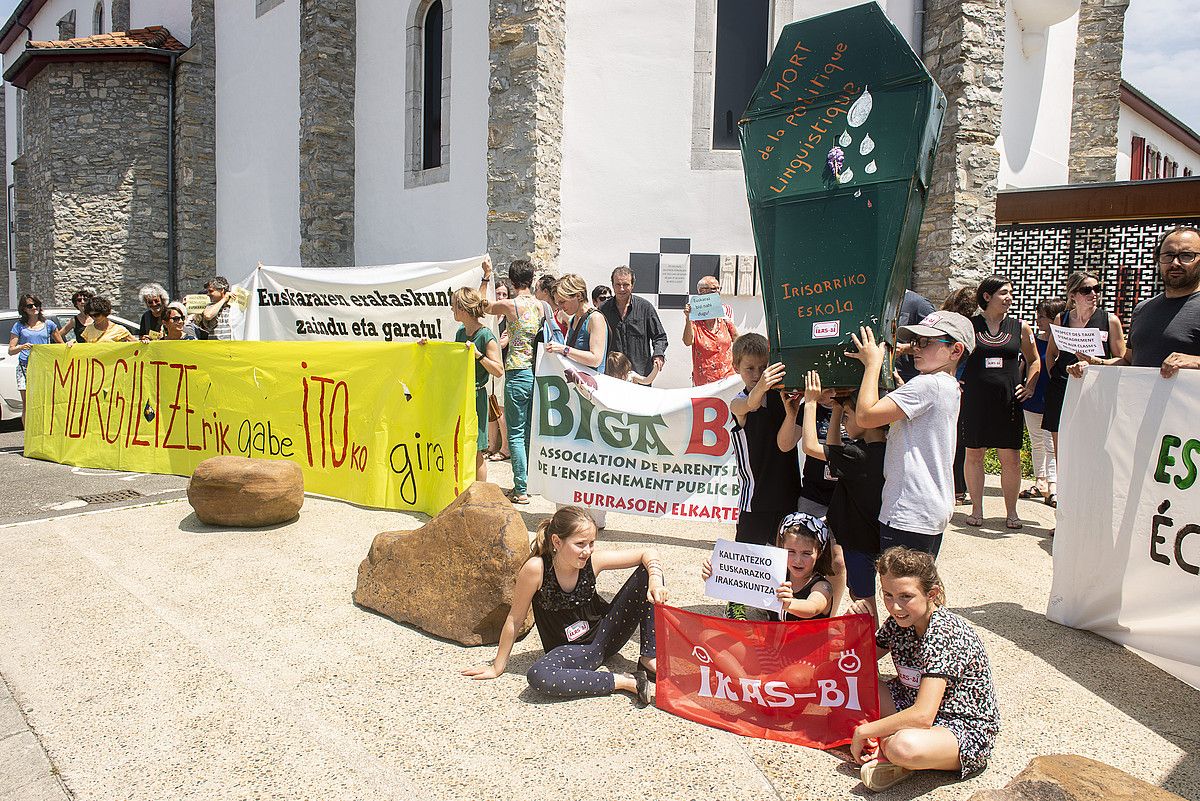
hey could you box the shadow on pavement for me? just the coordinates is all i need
[958,601,1199,797]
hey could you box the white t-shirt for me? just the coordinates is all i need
[879,372,960,536]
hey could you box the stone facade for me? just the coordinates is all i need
[111,0,129,31]
[486,0,566,274]
[0,86,7,309]
[14,61,171,315]
[298,0,355,268]
[174,0,217,292]
[1068,0,1129,183]
[914,0,1005,300]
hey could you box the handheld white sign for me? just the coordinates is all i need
[1050,324,1105,358]
[705,538,788,613]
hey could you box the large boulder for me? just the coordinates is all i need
[187,456,304,527]
[967,755,1187,801]
[353,481,533,646]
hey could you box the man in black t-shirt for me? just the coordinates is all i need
[1071,226,1200,379]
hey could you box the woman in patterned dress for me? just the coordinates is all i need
[959,275,1040,529]
[849,547,1000,792]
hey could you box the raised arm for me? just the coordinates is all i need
[846,327,906,428]
[731,363,785,422]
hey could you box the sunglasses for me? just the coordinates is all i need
[910,336,955,350]
[166,315,185,322]
[22,303,39,309]
[1073,285,1102,295]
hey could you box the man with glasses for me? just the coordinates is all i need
[1071,226,1200,379]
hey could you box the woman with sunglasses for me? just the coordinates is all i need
[8,294,64,423]
[960,275,1040,530]
[67,289,93,342]
[1040,272,1125,507]
[161,302,197,340]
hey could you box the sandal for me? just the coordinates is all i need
[964,515,982,527]
[1019,486,1044,500]
[1006,516,1024,530]
[1044,493,1057,509]
[639,656,657,680]
[955,493,971,506]
[509,493,531,505]
[634,670,652,708]
[487,451,510,461]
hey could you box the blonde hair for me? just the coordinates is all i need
[529,506,596,561]
[452,287,488,320]
[554,273,589,304]
[876,546,946,605]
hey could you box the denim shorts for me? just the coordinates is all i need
[15,360,27,391]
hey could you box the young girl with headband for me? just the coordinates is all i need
[462,506,668,706]
[702,512,834,621]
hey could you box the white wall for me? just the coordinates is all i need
[354,0,489,265]
[1117,104,1200,181]
[558,0,920,388]
[130,0,192,43]
[214,0,300,285]
[997,5,1078,188]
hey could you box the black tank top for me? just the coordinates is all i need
[964,315,1022,390]
[531,557,611,652]
[1050,307,1111,379]
[772,573,831,621]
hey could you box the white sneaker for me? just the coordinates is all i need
[860,759,912,792]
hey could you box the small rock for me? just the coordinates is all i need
[187,456,303,527]
[353,482,533,646]
[967,755,1187,801]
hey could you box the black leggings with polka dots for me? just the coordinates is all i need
[526,566,656,698]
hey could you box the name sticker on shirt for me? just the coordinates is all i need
[897,664,922,689]
[564,620,590,642]
[984,357,1003,369]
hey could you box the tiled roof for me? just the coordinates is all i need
[27,26,186,52]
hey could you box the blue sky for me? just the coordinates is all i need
[0,1,1195,135]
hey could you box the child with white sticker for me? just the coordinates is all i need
[702,512,834,621]
[463,506,667,707]
[849,547,1000,792]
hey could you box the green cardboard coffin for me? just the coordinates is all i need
[738,2,945,387]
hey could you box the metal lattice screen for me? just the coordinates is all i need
[995,218,1198,324]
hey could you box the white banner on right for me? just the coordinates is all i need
[1048,366,1200,690]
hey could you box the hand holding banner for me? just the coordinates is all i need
[705,539,787,613]
[655,607,878,749]
[1050,324,1106,358]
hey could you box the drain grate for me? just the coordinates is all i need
[77,489,144,504]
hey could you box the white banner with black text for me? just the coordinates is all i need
[1048,366,1200,690]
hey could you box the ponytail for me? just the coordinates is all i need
[528,505,595,561]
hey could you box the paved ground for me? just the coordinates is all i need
[0,458,1196,801]
[0,425,189,526]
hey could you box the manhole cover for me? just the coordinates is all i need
[77,489,144,504]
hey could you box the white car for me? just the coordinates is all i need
[0,307,140,422]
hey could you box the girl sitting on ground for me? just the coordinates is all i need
[462,506,667,706]
[848,547,1000,792]
[702,512,834,621]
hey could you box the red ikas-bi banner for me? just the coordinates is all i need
[655,607,878,749]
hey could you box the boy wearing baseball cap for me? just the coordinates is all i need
[845,312,976,557]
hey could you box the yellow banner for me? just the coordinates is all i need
[23,341,477,514]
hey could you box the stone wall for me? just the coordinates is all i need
[111,0,129,31]
[914,0,1006,300]
[0,86,7,309]
[486,0,566,274]
[1068,0,1129,183]
[298,0,355,268]
[14,61,171,315]
[174,0,218,292]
